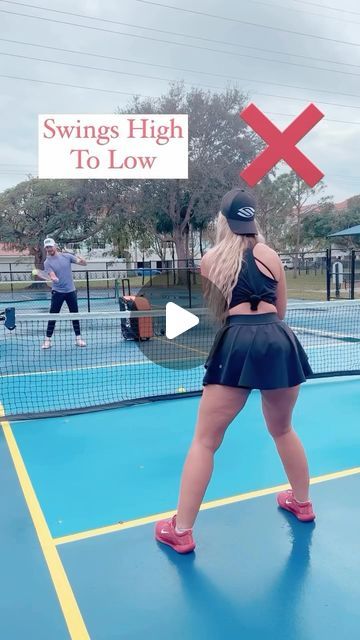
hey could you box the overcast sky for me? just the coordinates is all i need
[1,0,360,203]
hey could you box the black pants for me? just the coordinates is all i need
[46,290,81,337]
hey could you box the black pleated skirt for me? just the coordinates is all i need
[203,313,313,390]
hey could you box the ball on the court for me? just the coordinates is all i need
[177,387,186,393]
[32,268,38,276]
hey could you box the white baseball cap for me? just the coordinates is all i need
[44,237,56,248]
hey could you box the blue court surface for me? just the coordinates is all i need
[1,375,360,639]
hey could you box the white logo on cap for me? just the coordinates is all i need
[236,207,255,218]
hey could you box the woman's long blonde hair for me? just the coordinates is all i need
[206,213,263,322]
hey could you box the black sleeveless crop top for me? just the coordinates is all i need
[229,248,278,311]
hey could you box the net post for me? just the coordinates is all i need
[335,264,340,298]
[326,248,331,301]
[187,266,192,308]
[86,271,90,312]
[122,278,130,296]
[350,249,355,300]
[9,263,14,297]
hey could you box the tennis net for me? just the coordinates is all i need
[1,300,359,420]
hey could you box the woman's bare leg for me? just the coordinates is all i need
[261,386,310,503]
[176,385,250,530]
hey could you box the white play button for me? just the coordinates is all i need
[165,302,199,339]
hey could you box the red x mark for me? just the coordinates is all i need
[240,103,324,187]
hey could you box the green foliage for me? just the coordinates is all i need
[270,172,332,253]
[118,83,260,261]
[254,174,293,248]
[0,178,130,265]
[303,203,360,249]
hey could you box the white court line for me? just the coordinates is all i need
[306,343,359,350]
[0,359,155,378]
[0,356,204,379]
[293,326,360,340]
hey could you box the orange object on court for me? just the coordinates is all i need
[119,295,153,340]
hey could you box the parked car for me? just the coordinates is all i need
[281,257,294,270]
[136,268,161,276]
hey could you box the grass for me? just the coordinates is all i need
[285,271,326,300]
[285,271,357,300]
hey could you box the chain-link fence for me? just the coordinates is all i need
[1,251,359,311]
[0,270,119,312]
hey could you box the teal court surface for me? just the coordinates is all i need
[1,373,360,640]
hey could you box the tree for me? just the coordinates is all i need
[0,178,127,268]
[301,208,337,249]
[273,172,332,275]
[302,199,360,250]
[339,197,360,249]
[190,212,210,257]
[117,83,260,273]
[254,174,294,248]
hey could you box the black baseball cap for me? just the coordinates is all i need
[220,188,257,235]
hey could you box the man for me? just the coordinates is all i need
[42,237,87,349]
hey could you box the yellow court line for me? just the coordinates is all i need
[0,408,90,640]
[54,465,360,546]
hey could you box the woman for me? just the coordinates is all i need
[155,188,315,554]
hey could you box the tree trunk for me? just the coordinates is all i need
[30,246,47,289]
[32,246,45,269]
[293,208,301,278]
[150,236,167,262]
[199,227,204,257]
[173,224,189,285]
[293,192,302,278]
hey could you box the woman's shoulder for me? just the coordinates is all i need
[253,242,280,261]
[253,242,282,279]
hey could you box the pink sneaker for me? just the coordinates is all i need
[155,515,195,553]
[277,490,315,522]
